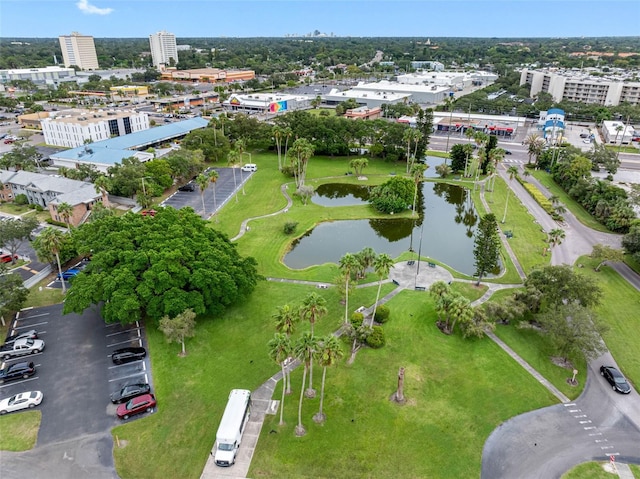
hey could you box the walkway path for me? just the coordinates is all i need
[230,184,293,242]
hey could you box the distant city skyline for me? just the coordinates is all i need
[1,0,639,38]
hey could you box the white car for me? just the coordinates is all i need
[0,391,43,415]
[582,139,592,144]
[241,164,257,172]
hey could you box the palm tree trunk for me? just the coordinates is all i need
[296,366,307,436]
[279,362,286,425]
[502,189,510,223]
[181,335,185,355]
[344,278,350,325]
[55,252,66,294]
[317,366,327,420]
[306,357,315,398]
[371,280,383,328]
[286,369,291,395]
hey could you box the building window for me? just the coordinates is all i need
[108,119,119,136]
[123,117,132,134]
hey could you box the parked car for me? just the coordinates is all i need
[504,150,512,155]
[0,253,18,264]
[116,393,156,419]
[112,347,146,365]
[3,330,38,347]
[3,139,14,144]
[241,163,257,172]
[57,269,80,280]
[582,139,592,144]
[0,391,43,415]
[0,361,36,384]
[580,133,589,138]
[178,183,196,192]
[111,383,151,404]
[1,338,45,360]
[141,209,157,217]
[600,365,631,394]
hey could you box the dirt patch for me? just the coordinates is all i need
[551,356,574,370]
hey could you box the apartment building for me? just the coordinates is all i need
[520,68,640,106]
[58,32,99,70]
[149,31,178,68]
[41,109,150,148]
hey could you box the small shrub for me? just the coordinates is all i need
[366,326,385,349]
[319,110,330,116]
[34,204,44,212]
[374,305,390,323]
[14,194,29,205]
[283,221,298,235]
[350,312,364,329]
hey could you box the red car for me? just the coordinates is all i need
[140,209,157,217]
[0,253,18,264]
[3,139,14,144]
[116,393,156,420]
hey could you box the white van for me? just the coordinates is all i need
[241,164,257,172]
[214,389,251,467]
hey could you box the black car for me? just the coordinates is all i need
[178,183,196,192]
[111,383,151,404]
[504,150,512,155]
[580,133,589,138]
[3,329,38,346]
[0,361,36,384]
[112,347,146,365]
[600,365,631,394]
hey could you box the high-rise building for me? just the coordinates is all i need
[149,31,178,69]
[58,32,99,70]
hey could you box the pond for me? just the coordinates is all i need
[285,182,480,275]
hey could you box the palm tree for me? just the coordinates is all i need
[356,247,376,279]
[403,128,422,174]
[313,335,343,424]
[546,228,566,256]
[299,292,327,399]
[273,125,285,171]
[370,254,394,328]
[195,173,210,216]
[487,148,505,192]
[227,149,241,203]
[33,227,68,294]
[56,202,74,230]
[524,133,545,165]
[462,143,474,178]
[502,166,519,223]
[93,175,110,200]
[268,333,293,426]
[294,332,318,437]
[289,138,315,190]
[273,303,299,395]
[410,163,427,216]
[209,170,219,217]
[339,253,359,326]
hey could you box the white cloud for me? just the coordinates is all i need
[76,0,114,15]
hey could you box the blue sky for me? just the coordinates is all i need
[1,0,639,38]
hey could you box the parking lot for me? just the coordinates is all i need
[1,303,153,447]
[161,167,253,218]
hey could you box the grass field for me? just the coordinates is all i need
[0,411,41,451]
[560,462,618,479]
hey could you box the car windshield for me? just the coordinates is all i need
[125,399,134,409]
[614,376,627,384]
[218,443,234,451]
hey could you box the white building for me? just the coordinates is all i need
[58,32,99,70]
[353,80,450,105]
[396,70,498,91]
[602,121,635,145]
[410,61,445,71]
[223,93,311,114]
[323,87,410,108]
[0,66,76,86]
[41,109,150,148]
[520,68,640,106]
[149,31,178,69]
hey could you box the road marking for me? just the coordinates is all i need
[601,446,614,450]
[573,415,587,418]
[105,323,121,328]
[106,328,141,337]
[589,432,603,436]
[564,403,576,407]
[0,376,39,389]
[107,339,141,348]
[16,313,49,320]
[579,420,592,424]
[584,426,597,430]
[108,372,147,382]
[14,321,48,330]
[595,439,608,443]
[568,409,580,412]
[606,453,620,456]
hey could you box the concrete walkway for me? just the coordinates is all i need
[231,184,293,242]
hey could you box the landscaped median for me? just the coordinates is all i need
[517,176,559,219]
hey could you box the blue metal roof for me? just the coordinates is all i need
[49,118,209,166]
[547,108,565,116]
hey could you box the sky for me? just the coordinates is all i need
[1,0,639,38]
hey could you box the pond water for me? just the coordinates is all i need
[285,182,480,275]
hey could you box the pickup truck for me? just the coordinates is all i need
[0,338,45,360]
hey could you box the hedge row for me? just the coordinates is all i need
[517,178,561,220]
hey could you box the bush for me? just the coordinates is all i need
[374,305,390,323]
[350,312,364,329]
[366,325,385,348]
[14,194,29,205]
[283,221,298,234]
[370,176,414,214]
[34,204,44,212]
[518,180,555,216]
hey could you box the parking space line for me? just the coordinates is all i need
[13,321,48,330]
[107,361,145,369]
[107,338,142,348]
[105,323,121,328]
[106,328,141,337]
[0,376,39,389]
[16,313,50,320]
[108,371,147,382]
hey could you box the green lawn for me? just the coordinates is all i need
[528,170,610,233]
[630,464,640,478]
[0,411,41,451]
[561,462,616,479]
[250,290,557,478]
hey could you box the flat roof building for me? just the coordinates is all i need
[41,109,150,148]
[59,32,99,70]
[160,68,255,83]
[0,66,76,86]
[602,120,635,145]
[223,93,310,114]
[520,68,640,106]
[149,31,178,69]
[322,87,409,108]
[352,80,450,105]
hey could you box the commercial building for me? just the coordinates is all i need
[399,112,525,138]
[49,118,209,173]
[520,68,640,106]
[109,85,149,100]
[344,106,382,121]
[150,92,218,112]
[149,31,178,69]
[0,66,76,86]
[160,68,255,83]
[410,61,445,71]
[323,87,409,109]
[538,109,565,143]
[348,80,449,105]
[602,121,635,145]
[41,109,151,148]
[58,32,99,70]
[396,70,498,90]
[222,93,310,114]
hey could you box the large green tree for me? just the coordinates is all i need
[369,176,414,214]
[524,265,602,312]
[0,265,28,326]
[473,213,501,285]
[0,217,38,262]
[64,207,259,323]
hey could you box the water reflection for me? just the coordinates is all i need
[285,182,479,274]
[311,183,370,207]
